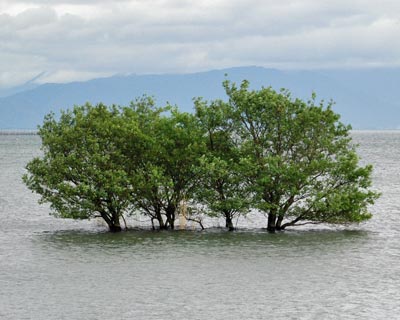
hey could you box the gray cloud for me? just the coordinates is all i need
[0,0,399,88]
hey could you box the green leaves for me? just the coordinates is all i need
[23,103,136,230]
[193,98,251,226]
[23,80,379,231]
[221,80,379,228]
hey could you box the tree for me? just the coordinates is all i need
[116,97,169,229]
[223,80,379,232]
[23,103,140,232]
[126,107,205,229]
[194,98,250,230]
[22,97,205,231]
[23,81,379,233]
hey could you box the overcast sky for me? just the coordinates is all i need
[1,0,399,88]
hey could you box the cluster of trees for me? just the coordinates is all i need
[23,80,379,232]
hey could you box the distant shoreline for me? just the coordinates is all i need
[0,129,399,136]
[0,128,400,136]
[0,130,37,135]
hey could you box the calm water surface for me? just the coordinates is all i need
[0,132,399,319]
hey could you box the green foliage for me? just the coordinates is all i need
[129,108,206,229]
[222,80,379,230]
[23,80,379,232]
[194,98,250,229]
[23,103,136,231]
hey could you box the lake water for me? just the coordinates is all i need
[0,132,399,319]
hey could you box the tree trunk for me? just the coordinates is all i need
[109,213,122,232]
[166,215,175,230]
[276,215,284,231]
[158,215,167,230]
[225,215,235,231]
[267,213,277,233]
[154,208,167,230]
[100,210,122,232]
[109,224,122,232]
[170,218,175,230]
[121,214,128,230]
[165,204,176,230]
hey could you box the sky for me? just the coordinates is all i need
[1,0,400,89]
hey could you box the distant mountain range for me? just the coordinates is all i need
[0,66,399,129]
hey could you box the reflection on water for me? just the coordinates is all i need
[38,228,370,254]
[1,132,400,319]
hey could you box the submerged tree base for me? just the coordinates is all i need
[109,225,122,232]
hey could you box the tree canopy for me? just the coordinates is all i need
[222,80,378,231]
[23,80,379,232]
[23,103,134,231]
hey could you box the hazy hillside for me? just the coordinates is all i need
[0,66,399,129]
